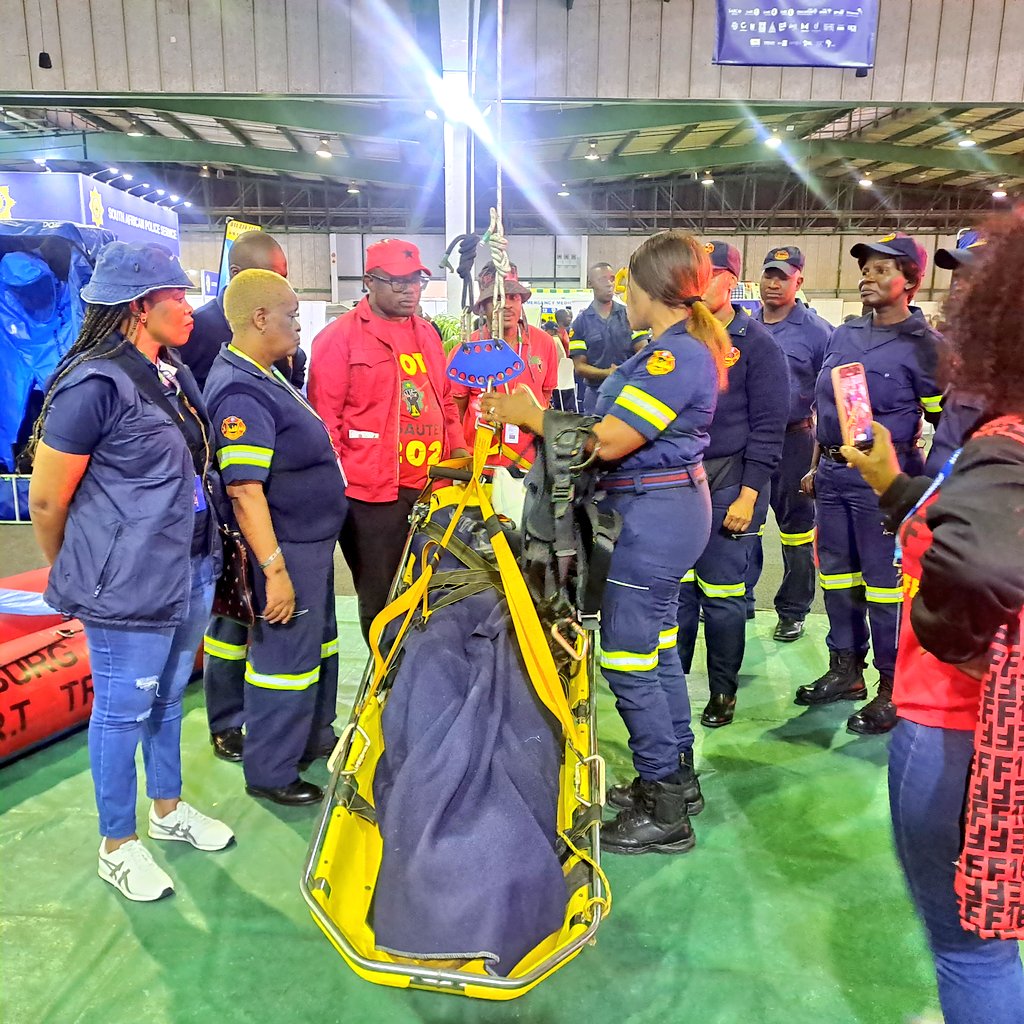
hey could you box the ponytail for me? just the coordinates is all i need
[684,299,730,391]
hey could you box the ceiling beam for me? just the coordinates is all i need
[610,131,639,159]
[152,111,205,142]
[660,125,696,153]
[0,131,418,186]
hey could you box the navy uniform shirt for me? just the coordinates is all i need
[569,300,634,387]
[705,305,790,494]
[181,295,307,392]
[594,323,720,474]
[204,344,346,544]
[755,301,831,424]
[924,389,987,476]
[816,311,943,448]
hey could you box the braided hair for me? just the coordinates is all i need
[23,302,134,464]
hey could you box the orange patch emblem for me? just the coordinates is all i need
[774,249,790,259]
[646,349,676,376]
[879,232,897,243]
[221,416,246,441]
[725,346,741,368]
[704,242,715,254]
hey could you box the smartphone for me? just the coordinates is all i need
[831,362,874,449]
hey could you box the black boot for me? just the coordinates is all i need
[607,761,704,815]
[794,650,867,706]
[601,777,696,855]
[846,674,897,734]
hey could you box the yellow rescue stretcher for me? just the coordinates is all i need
[301,434,610,1000]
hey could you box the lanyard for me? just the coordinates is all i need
[227,344,327,427]
[894,447,961,563]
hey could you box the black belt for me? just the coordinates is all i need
[819,440,918,463]
[787,417,813,433]
[602,464,707,493]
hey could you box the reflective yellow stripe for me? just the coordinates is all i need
[615,385,675,432]
[680,569,696,584]
[696,575,746,599]
[569,339,588,352]
[920,394,943,414]
[203,635,247,660]
[657,626,678,649]
[320,637,339,659]
[780,528,815,547]
[819,571,864,590]
[599,649,659,672]
[244,662,320,690]
[631,330,649,340]
[865,585,903,604]
[218,444,273,469]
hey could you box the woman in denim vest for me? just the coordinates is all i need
[28,241,234,903]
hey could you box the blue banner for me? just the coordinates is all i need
[714,2,879,68]
[0,173,179,254]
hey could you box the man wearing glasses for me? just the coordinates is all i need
[309,239,467,640]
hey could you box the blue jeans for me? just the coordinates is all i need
[889,719,1024,1024]
[83,555,215,839]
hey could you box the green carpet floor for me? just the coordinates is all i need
[0,599,942,1024]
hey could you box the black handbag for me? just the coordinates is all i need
[212,526,256,627]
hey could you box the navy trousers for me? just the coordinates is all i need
[746,424,816,619]
[202,615,248,734]
[243,537,339,789]
[678,482,770,698]
[599,482,711,780]
[815,450,922,677]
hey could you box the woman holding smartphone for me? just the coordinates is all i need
[840,214,1024,1024]
[796,233,944,736]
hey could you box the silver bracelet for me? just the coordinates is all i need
[259,546,282,570]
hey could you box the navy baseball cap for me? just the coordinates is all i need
[80,241,194,305]
[935,234,988,271]
[762,245,805,276]
[850,232,928,273]
[705,240,742,277]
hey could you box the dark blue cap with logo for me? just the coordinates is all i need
[850,232,929,273]
[762,245,805,276]
[80,241,195,306]
[935,231,988,271]
[705,240,742,277]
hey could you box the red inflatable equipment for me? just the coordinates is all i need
[0,619,92,763]
[0,567,64,645]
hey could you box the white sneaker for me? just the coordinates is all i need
[97,839,174,902]
[148,801,235,851]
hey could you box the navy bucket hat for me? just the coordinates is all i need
[80,241,194,306]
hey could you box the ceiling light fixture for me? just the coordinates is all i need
[764,131,782,150]
[315,137,332,158]
[958,130,977,148]
[858,175,874,188]
[557,183,570,197]
[584,139,600,161]
[346,184,361,194]
[169,194,180,202]
[701,170,715,186]
[122,173,133,182]
[184,201,192,208]
[993,183,1008,199]
[424,108,439,120]
[198,164,211,179]
[126,119,144,137]
[216,168,225,180]
[785,124,795,131]
[33,157,46,165]
[107,166,119,174]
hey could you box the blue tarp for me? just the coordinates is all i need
[0,220,114,471]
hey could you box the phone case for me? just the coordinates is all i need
[831,362,874,448]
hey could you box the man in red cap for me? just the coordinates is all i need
[448,262,559,469]
[309,238,467,640]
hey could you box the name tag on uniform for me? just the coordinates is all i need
[503,424,520,445]
[193,475,207,513]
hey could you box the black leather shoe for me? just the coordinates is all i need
[701,693,736,728]
[601,779,696,855]
[773,617,805,643]
[794,650,867,706]
[210,728,244,763]
[245,780,323,806]
[847,674,897,735]
[607,762,704,815]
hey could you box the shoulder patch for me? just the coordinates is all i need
[221,416,246,440]
[646,349,676,375]
[725,346,741,368]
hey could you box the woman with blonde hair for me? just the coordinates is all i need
[483,230,728,855]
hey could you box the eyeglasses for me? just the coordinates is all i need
[366,272,429,292]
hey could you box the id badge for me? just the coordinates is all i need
[503,424,520,446]
[193,474,207,513]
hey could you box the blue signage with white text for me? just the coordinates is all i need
[714,2,879,68]
[0,172,179,254]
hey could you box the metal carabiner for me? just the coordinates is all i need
[551,619,588,661]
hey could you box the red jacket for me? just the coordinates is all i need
[308,298,466,502]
